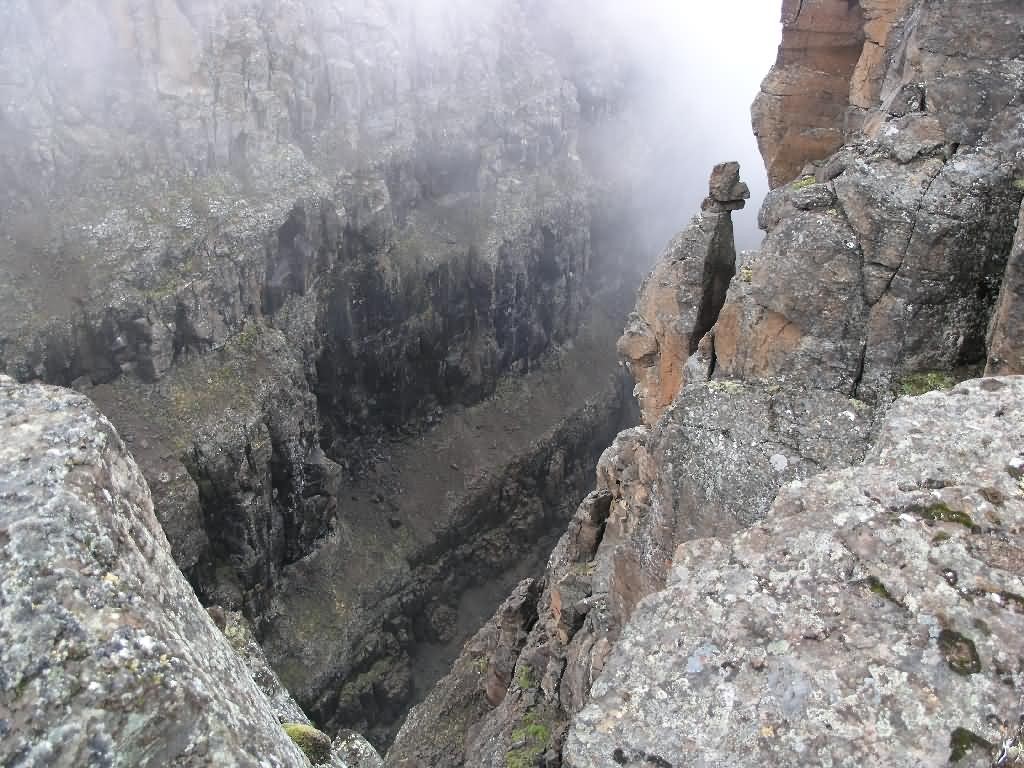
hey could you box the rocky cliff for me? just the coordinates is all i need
[0,375,380,768]
[565,376,1024,768]
[391,1,1024,765]
[0,0,649,746]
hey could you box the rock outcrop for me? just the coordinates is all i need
[0,375,310,766]
[753,0,1024,189]
[753,0,869,188]
[616,163,748,424]
[392,1,1024,764]
[565,377,1024,767]
[735,0,1024,398]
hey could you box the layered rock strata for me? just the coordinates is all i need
[0,0,645,743]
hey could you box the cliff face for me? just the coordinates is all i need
[565,377,1024,768]
[735,0,1024,398]
[392,1,1024,765]
[0,0,647,745]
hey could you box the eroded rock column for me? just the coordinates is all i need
[616,162,748,424]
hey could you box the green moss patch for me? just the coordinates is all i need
[914,502,977,531]
[792,176,817,190]
[938,630,982,676]
[515,664,535,690]
[897,372,955,396]
[861,576,902,607]
[506,710,553,768]
[283,723,332,764]
[949,727,993,762]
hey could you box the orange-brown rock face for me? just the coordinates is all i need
[616,163,748,424]
[753,0,866,188]
[753,0,915,188]
[851,0,915,112]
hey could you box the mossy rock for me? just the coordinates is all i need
[515,663,535,690]
[897,371,955,397]
[914,502,978,531]
[506,709,553,768]
[283,723,332,765]
[949,727,993,763]
[792,176,817,190]
[937,630,981,676]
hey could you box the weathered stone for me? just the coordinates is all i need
[725,0,1024,399]
[616,164,747,425]
[987,199,1024,376]
[753,0,866,187]
[223,610,310,726]
[565,378,1024,768]
[0,376,309,767]
[706,161,751,211]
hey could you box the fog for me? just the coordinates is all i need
[0,0,782,261]
[548,0,784,254]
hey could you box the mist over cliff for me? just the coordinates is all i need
[531,0,782,252]
[0,0,779,265]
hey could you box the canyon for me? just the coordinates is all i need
[3,0,1024,767]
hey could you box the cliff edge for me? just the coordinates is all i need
[390,1,1024,765]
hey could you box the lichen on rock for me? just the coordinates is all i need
[0,376,310,766]
[564,378,1024,767]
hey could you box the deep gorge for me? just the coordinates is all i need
[3,1,1024,767]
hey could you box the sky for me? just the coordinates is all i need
[581,0,784,252]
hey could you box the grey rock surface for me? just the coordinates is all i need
[731,0,1024,399]
[565,377,1024,767]
[0,375,309,767]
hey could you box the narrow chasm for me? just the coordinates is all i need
[254,285,639,748]
[174,204,642,748]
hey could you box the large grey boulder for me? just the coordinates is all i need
[565,377,1024,767]
[0,376,309,767]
